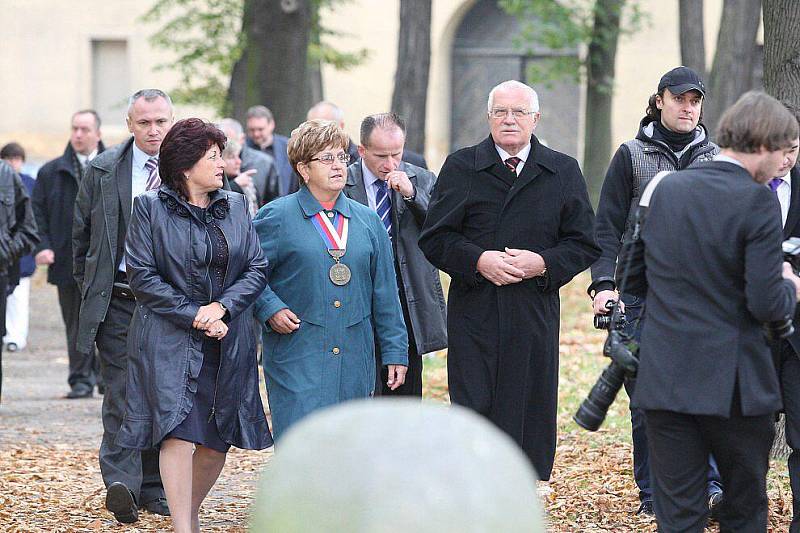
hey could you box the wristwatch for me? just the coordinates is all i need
[402,185,417,202]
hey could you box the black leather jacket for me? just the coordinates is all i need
[0,161,38,276]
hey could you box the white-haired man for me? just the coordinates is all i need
[420,80,599,483]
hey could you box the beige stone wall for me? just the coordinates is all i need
[1,0,728,171]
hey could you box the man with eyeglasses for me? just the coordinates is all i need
[344,113,446,398]
[420,80,599,484]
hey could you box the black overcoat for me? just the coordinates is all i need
[419,135,599,479]
[115,188,272,450]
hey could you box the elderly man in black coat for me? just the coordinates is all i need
[419,80,599,481]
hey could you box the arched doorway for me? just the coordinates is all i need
[450,0,582,158]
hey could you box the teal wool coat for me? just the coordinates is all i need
[253,187,408,439]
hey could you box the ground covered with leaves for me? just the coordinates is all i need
[0,272,794,531]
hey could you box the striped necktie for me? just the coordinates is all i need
[504,156,522,175]
[145,157,161,191]
[375,179,392,237]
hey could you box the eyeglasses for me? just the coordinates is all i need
[489,108,536,119]
[309,152,350,165]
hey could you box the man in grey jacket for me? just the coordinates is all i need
[344,112,446,396]
[73,89,172,523]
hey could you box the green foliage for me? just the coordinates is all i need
[499,0,647,88]
[142,0,369,114]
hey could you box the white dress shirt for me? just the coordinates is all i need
[495,143,532,176]
[362,160,384,211]
[773,172,792,228]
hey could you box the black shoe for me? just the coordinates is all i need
[636,500,654,516]
[6,342,18,352]
[141,497,170,516]
[106,482,139,524]
[97,383,105,395]
[708,491,724,522]
[65,385,93,399]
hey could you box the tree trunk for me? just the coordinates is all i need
[582,0,625,205]
[228,0,313,136]
[390,0,432,155]
[704,0,762,134]
[678,0,707,80]
[763,0,800,461]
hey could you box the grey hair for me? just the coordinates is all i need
[487,80,539,113]
[246,105,274,122]
[307,101,344,123]
[222,138,241,158]
[219,117,244,138]
[360,112,406,147]
[127,89,173,116]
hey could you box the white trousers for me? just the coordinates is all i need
[4,276,30,349]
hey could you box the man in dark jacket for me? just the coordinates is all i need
[345,112,446,397]
[588,67,723,516]
[419,80,599,481]
[245,105,297,197]
[219,118,281,205]
[307,101,429,169]
[767,102,800,533]
[626,91,800,532]
[0,160,38,403]
[73,89,172,523]
[34,109,105,399]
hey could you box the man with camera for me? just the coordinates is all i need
[588,66,723,516]
[767,102,800,533]
[624,91,800,532]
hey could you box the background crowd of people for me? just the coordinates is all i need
[1,67,800,532]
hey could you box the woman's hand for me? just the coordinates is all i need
[204,319,229,339]
[193,303,226,330]
[386,365,407,391]
[268,308,300,334]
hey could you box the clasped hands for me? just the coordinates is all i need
[193,302,228,339]
[477,248,546,286]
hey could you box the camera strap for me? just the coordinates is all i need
[612,171,674,324]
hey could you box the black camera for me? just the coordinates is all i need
[593,300,626,330]
[764,238,800,340]
[574,302,639,432]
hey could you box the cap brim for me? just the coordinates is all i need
[667,83,705,96]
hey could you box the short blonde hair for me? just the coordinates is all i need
[287,119,350,182]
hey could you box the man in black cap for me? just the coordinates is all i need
[587,66,724,516]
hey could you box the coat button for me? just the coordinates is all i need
[333,300,341,308]
[332,347,340,355]
[100,290,107,297]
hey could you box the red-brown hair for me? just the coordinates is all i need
[159,118,226,198]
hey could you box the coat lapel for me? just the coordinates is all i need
[475,136,516,188]
[116,143,134,228]
[345,162,369,206]
[784,166,800,238]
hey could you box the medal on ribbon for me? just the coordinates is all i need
[311,209,351,286]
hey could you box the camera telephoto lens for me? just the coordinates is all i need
[573,361,628,431]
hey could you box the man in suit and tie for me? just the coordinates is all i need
[307,101,429,169]
[219,117,281,205]
[419,80,600,483]
[625,91,800,532]
[245,105,297,198]
[344,112,446,396]
[768,102,800,533]
[73,89,172,523]
[33,110,106,399]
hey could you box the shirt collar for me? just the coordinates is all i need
[361,160,383,190]
[495,143,531,164]
[713,153,745,168]
[131,141,157,171]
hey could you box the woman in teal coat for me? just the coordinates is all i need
[253,119,408,440]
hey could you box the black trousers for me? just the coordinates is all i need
[776,340,800,533]
[374,293,422,397]
[644,399,773,533]
[96,294,163,504]
[57,282,99,390]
